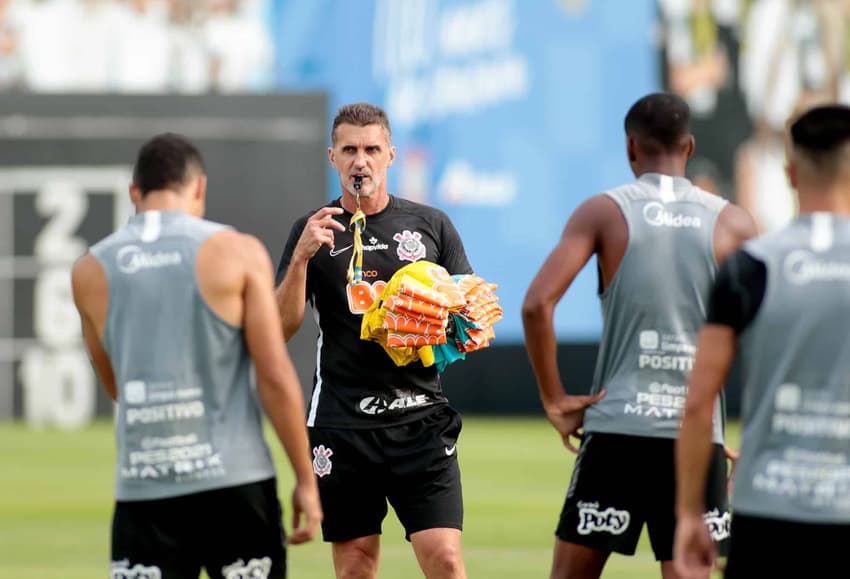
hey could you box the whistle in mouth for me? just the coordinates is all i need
[354,175,363,191]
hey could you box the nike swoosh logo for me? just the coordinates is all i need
[444,444,457,456]
[328,244,353,257]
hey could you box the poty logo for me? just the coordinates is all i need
[110,560,162,579]
[784,250,850,285]
[703,509,731,541]
[221,556,272,579]
[643,202,701,228]
[576,505,631,536]
[117,245,182,274]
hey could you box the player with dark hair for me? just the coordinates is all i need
[624,91,693,152]
[275,103,472,579]
[71,133,321,579]
[523,92,756,579]
[675,104,850,578]
[130,132,206,193]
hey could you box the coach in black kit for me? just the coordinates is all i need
[275,102,471,579]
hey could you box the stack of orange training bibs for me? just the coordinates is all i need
[361,261,503,371]
[383,273,466,348]
[449,275,503,353]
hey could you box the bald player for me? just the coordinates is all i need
[71,133,321,579]
[523,92,756,579]
[675,105,850,578]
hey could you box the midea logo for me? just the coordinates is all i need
[784,250,850,285]
[116,245,182,274]
[642,202,701,228]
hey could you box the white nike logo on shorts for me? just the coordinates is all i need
[444,444,456,456]
[329,244,354,257]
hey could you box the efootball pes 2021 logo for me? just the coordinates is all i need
[312,445,333,477]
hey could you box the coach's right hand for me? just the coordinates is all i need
[292,207,346,263]
[289,480,322,545]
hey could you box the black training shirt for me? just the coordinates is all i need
[277,195,472,428]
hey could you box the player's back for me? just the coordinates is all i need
[90,210,275,501]
[584,173,727,442]
[733,213,850,524]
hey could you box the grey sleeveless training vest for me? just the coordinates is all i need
[733,213,850,523]
[90,210,275,501]
[583,173,727,443]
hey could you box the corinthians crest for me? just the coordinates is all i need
[393,230,426,262]
[312,445,333,477]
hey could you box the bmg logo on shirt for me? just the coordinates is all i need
[775,383,802,412]
[346,280,388,314]
[639,330,659,350]
[124,381,146,404]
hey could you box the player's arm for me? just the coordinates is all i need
[733,143,766,234]
[241,235,322,544]
[674,251,765,577]
[522,195,608,450]
[275,207,345,340]
[676,326,735,513]
[714,203,758,265]
[710,204,757,462]
[674,323,735,578]
[70,254,117,401]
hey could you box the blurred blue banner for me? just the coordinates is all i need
[273,0,659,342]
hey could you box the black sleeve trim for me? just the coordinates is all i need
[706,250,767,333]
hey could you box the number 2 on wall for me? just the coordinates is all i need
[34,180,89,264]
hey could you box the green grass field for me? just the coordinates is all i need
[0,417,740,578]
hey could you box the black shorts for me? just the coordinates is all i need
[309,405,463,543]
[725,514,850,578]
[111,478,286,579]
[556,432,729,561]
